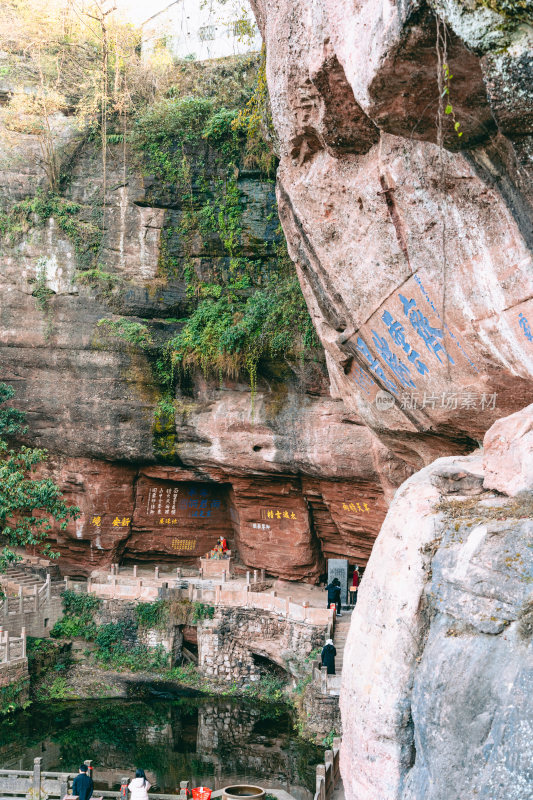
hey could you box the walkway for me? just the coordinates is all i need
[324,609,352,695]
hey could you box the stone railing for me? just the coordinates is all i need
[196,583,334,628]
[0,574,63,638]
[0,628,26,664]
[311,657,341,696]
[83,570,334,631]
[0,575,52,617]
[314,738,341,800]
[0,762,203,800]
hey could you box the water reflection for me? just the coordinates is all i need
[0,698,321,800]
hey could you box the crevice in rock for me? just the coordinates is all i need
[465,136,533,252]
[378,174,412,268]
[310,52,380,156]
[368,6,496,150]
[277,180,350,331]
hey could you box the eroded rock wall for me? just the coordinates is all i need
[0,100,407,578]
[251,0,533,471]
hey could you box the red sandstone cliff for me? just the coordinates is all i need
[1,1,532,583]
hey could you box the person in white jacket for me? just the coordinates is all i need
[128,770,151,800]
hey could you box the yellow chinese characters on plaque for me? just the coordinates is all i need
[171,538,196,552]
[260,508,297,521]
[341,502,370,514]
[91,515,130,527]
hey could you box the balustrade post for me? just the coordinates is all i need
[260,568,265,581]
[321,665,328,693]
[316,765,326,800]
[286,595,292,617]
[45,574,51,601]
[84,760,93,785]
[33,584,38,612]
[21,627,26,658]
[33,757,42,797]
[133,565,138,578]
[154,566,159,580]
[246,570,250,586]
[253,569,258,583]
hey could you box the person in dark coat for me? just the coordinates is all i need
[321,638,337,675]
[325,577,342,615]
[72,765,93,800]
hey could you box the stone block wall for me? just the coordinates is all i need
[301,682,341,741]
[197,606,326,684]
[95,599,182,661]
[0,658,30,712]
[1,594,63,638]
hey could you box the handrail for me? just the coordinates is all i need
[85,578,334,628]
[0,627,27,664]
[0,763,191,800]
[313,738,341,800]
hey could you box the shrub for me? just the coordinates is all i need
[136,600,169,630]
[50,590,101,640]
[95,619,136,656]
[192,602,215,622]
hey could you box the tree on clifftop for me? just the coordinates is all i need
[0,382,79,578]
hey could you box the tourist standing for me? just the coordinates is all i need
[326,577,342,616]
[321,638,337,675]
[128,770,151,800]
[349,566,360,606]
[72,765,93,800]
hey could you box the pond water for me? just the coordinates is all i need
[0,697,322,800]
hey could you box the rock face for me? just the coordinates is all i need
[483,402,533,496]
[250,0,533,471]
[0,91,409,578]
[339,405,533,800]
[0,127,411,578]
[2,0,533,584]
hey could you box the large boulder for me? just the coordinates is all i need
[251,0,533,470]
[339,410,533,800]
[483,403,533,496]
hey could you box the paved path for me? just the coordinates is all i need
[333,610,353,676]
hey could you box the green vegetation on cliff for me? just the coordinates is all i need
[0,1,322,449]
[0,384,79,576]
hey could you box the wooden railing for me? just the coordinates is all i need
[314,738,341,800]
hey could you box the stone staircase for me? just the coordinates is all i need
[325,610,352,694]
[0,566,43,596]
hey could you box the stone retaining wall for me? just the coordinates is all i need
[198,606,327,684]
[1,591,63,638]
[0,658,29,712]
